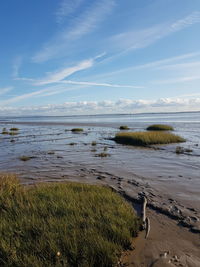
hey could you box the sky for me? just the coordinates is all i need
[0,0,200,115]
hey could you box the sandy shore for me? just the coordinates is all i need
[120,208,200,267]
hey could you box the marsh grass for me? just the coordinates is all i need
[9,132,18,136]
[119,126,129,130]
[0,174,140,267]
[95,152,110,157]
[1,131,9,135]
[47,151,55,155]
[1,128,9,134]
[1,127,19,135]
[71,128,84,133]
[114,131,185,146]
[69,142,77,146]
[146,124,174,131]
[10,128,19,131]
[176,146,193,154]
[19,156,36,161]
[91,141,97,146]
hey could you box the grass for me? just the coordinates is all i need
[1,128,9,134]
[1,131,9,135]
[10,128,19,131]
[47,151,55,155]
[114,131,186,146]
[146,124,174,131]
[176,146,193,154]
[71,128,84,133]
[19,156,35,161]
[119,125,129,130]
[69,142,77,146]
[1,127,19,135]
[9,132,18,136]
[95,152,110,157]
[0,174,140,267]
[91,141,97,146]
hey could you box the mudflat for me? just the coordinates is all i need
[0,113,200,266]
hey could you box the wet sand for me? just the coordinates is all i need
[120,209,200,267]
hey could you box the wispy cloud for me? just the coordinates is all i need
[0,87,13,96]
[0,85,74,105]
[34,59,94,86]
[12,56,23,78]
[83,51,200,80]
[60,80,144,88]
[152,75,200,85]
[171,11,200,31]
[33,0,115,62]
[56,0,85,24]
[107,11,200,59]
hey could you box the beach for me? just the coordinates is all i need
[0,112,200,266]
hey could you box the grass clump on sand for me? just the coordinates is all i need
[1,127,19,135]
[119,125,129,130]
[10,127,19,131]
[91,141,97,146]
[114,131,185,146]
[19,156,35,161]
[95,152,110,157]
[9,131,18,136]
[176,146,193,154]
[69,142,77,146]
[146,124,174,131]
[0,174,140,267]
[1,128,9,134]
[71,128,84,133]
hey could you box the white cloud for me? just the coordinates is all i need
[152,75,200,85]
[1,98,200,115]
[56,0,85,24]
[34,59,94,85]
[0,87,13,96]
[60,80,144,88]
[106,11,200,62]
[171,11,200,31]
[87,51,200,81]
[12,56,22,78]
[33,0,115,62]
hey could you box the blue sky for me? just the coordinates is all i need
[0,0,200,115]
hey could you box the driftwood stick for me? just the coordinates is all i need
[145,217,150,239]
[142,196,147,229]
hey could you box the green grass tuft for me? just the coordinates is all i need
[114,131,185,146]
[71,128,84,133]
[9,132,18,136]
[0,174,140,267]
[1,128,9,134]
[176,146,193,154]
[119,125,130,130]
[10,128,19,131]
[69,142,77,146]
[91,141,97,146]
[146,124,174,131]
[19,156,33,161]
[95,152,110,157]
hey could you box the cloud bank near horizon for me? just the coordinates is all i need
[1,97,200,116]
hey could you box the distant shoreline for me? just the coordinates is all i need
[0,109,200,119]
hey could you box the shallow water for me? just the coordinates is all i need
[0,112,200,214]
